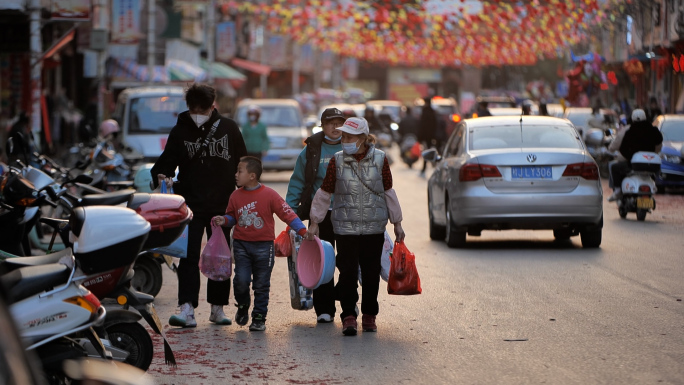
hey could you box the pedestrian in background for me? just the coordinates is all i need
[397,106,419,142]
[646,97,663,123]
[286,107,345,324]
[241,105,270,160]
[306,117,405,336]
[419,96,437,177]
[151,83,247,328]
[213,156,308,331]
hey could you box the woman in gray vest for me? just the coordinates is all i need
[307,117,405,336]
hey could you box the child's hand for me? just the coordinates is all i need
[212,216,226,226]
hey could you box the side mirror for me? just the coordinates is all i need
[422,148,441,163]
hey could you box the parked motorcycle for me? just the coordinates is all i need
[616,152,661,221]
[0,172,180,370]
[1,257,109,384]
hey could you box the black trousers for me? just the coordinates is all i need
[312,211,336,317]
[335,233,384,320]
[610,160,632,190]
[177,212,231,308]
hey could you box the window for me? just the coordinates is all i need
[661,121,684,141]
[128,96,186,134]
[236,105,302,127]
[444,124,464,157]
[470,125,581,150]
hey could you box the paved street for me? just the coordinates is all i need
[143,155,684,385]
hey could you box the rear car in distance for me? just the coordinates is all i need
[653,114,684,189]
[235,99,307,171]
[425,116,603,248]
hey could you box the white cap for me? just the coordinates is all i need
[338,117,369,135]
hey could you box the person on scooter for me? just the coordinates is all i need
[285,107,345,324]
[607,109,663,202]
[151,83,247,327]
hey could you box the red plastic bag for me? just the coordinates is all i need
[387,241,422,295]
[200,223,232,281]
[274,227,292,257]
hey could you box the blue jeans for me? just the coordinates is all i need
[232,239,275,319]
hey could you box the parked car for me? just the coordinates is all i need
[112,86,187,161]
[424,116,603,248]
[235,99,307,171]
[654,114,684,189]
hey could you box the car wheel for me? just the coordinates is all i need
[553,229,572,240]
[580,228,602,248]
[428,191,446,241]
[445,200,466,248]
[636,209,647,221]
[618,205,628,219]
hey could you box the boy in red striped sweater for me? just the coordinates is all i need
[213,156,307,331]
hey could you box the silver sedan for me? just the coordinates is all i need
[424,116,603,248]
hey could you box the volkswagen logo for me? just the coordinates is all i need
[527,154,537,163]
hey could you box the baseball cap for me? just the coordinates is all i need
[338,117,369,135]
[321,107,345,122]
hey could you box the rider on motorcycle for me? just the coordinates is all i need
[607,109,663,202]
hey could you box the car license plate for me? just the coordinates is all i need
[511,166,552,179]
[636,197,654,209]
[263,154,280,162]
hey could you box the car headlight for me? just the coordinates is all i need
[660,153,681,164]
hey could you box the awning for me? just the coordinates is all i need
[230,58,271,76]
[166,59,207,82]
[39,27,76,63]
[107,57,169,83]
[200,59,246,81]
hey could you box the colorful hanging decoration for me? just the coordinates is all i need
[218,0,607,67]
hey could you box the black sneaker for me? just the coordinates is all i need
[235,304,249,326]
[249,314,266,331]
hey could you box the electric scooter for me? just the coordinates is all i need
[617,151,661,221]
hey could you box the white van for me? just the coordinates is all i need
[112,86,186,160]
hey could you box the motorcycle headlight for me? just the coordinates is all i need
[660,153,681,164]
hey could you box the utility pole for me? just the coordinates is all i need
[147,0,155,84]
[258,23,267,97]
[94,0,108,124]
[29,0,42,151]
[207,0,215,83]
[292,43,300,96]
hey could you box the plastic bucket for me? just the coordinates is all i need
[296,236,335,290]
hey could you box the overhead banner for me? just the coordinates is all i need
[111,0,141,44]
[51,0,90,20]
[267,35,287,69]
[216,21,237,62]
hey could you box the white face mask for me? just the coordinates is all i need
[192,114,210,127]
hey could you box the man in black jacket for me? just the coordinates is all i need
[151,84,247,327]
[285,107,344,323]
[607,109,663,202]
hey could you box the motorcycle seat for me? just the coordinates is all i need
[127,193,151,210]
[0,248,73,273]
[1,263,71,303]
[78,190,135,207]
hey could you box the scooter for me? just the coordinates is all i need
[0,173,179,370]
[1,256,109,384]
[617,151,661,221]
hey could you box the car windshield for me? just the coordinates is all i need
[470,125,581,150]
[661,121,684,141]
[236,106,302,127]
[128,95,185,134]
[435,105,455,115]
